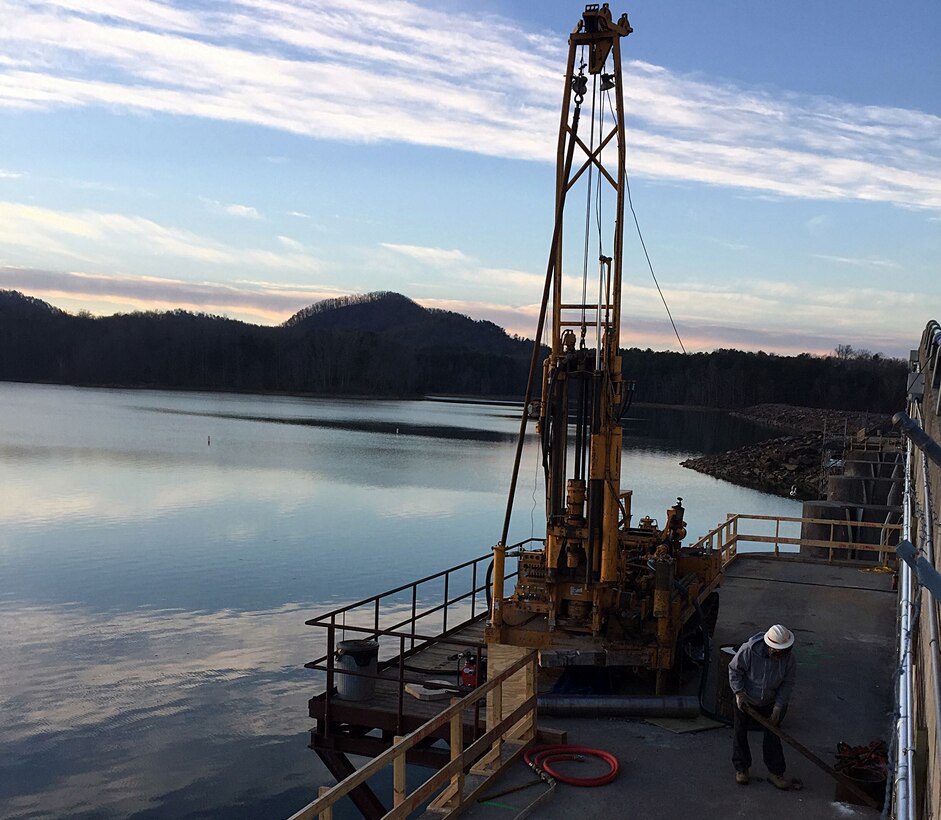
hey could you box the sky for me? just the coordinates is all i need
[0,0,939,357]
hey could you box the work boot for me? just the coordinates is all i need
[735,769,749,785]
[768,772,789,790]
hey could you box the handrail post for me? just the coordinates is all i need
[397,635,406,736]
[325,622,335,738]
[491,544,506,627]
[491,679,504,759]
[443,571,450,634]
[527,652,539,740]
[410,586,418,652]
[317,786,333,820]
[774,518,780,558]
[393,736,406,807]
[374,598,380,637]
[471,561,478,619]
[449,698,465,803]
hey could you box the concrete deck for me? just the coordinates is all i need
[462,554,896,819]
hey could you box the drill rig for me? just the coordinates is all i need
[485,4,721,694]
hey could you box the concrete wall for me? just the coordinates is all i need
[800,448,903,561]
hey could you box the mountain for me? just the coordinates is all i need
[285,292,523,355]
[0,290,534,396]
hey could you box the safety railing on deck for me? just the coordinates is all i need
[305,542,529,736]
[306,552,494,644]
[689,512,901,568]
[290,650,538,820]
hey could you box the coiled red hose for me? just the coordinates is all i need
[523,744,619,787]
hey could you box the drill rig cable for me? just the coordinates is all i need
[624,166,686,354]
[603,87,686,355]
[579,83,595,339]
[672,577,730,726]
[498,96,584,550]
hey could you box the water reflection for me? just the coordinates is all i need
[0,601,328,818]
[149,407,516,443]
[0,383,798,818]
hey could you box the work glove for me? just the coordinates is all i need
[771,704,784,726]
[735,692,747,711]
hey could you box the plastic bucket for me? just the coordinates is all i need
[335,639,379,701]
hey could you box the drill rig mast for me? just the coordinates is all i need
[486,5,721,694]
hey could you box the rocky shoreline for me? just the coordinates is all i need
[680,404,891,500]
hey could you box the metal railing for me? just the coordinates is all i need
[305,543,529,737]
[291,650,538,820]
[688,512,902,568]
[890,319,941,820]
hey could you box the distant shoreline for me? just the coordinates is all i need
[680,404,892,500]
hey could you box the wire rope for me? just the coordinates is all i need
[604,88,687,354]
[579,66,596,344]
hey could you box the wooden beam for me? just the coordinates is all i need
[309,750,386,820]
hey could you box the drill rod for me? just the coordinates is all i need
[743,705,879,809]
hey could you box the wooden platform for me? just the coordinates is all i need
[309,619,490,767]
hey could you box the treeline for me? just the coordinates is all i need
[620,347,905,413]
[0,290,532,397]
[0,290,906,411]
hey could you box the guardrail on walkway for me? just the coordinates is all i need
[305,542,531,738]
[892,318,941,820]
[290,650,538,820]
[688,512,901,567]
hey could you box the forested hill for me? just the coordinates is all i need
[0,290,532,397]
[0,289,905,411]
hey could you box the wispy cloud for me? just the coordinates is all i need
[0,169,22,179]
[1,0,938,208]
[0,266,343,323]
[421,290,920,358]
[3,260,928,356]
[0,200,319,271]
[811,253,900,269]
[704,237,748,251]
[202,198,263,219]
[380,243,471,263]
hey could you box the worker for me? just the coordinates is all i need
[728,624,796,789]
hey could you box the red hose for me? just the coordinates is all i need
[523,744,619,787]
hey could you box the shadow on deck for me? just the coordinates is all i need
[462,553,895,820]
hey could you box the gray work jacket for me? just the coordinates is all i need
[728,632,796,707]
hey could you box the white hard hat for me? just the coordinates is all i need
[764,624,794,650]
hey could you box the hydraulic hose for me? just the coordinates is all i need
[523,744,619,787]
[672,578,730,726]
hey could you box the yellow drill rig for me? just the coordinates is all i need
[486,4,721,694]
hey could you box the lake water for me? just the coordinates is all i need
[0,383,798,818]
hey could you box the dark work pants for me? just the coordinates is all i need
[732,701,785,776]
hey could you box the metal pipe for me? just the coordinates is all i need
[498,89,583,553]
[893,410,941,468]
[536,694,699,718]
[892,434,915,820]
